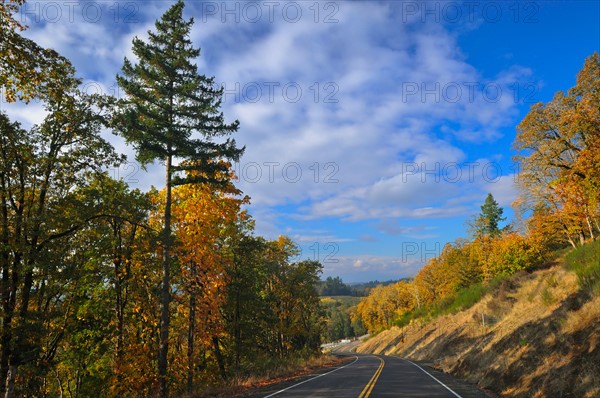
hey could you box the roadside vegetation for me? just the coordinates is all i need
[355,52,600,335]
[354,52,600,397]
[321,295,366,342]
[357,244,600,397]
[565,239,600,295]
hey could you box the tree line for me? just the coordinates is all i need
[317,276,409,297]
[354,52,600,334]
[0,1,324,397]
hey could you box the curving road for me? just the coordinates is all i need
[242,346,491,398]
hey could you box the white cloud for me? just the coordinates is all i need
[487,175,519,207]
[3,1,536,280]
[323,255,422,283]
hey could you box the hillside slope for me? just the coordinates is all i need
[356,263,600,397]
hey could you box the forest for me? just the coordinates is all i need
[1,1,324,397]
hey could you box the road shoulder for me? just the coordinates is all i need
[408,360,497,398]
[235,354,355,398]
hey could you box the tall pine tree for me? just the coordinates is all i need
[114,2,243,396]
[477,193,506,237]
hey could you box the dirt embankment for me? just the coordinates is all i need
[356,265,600,397]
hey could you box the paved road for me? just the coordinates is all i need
[242,342,492,398]
[258,353,465,398]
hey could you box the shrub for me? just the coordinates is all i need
[484,234,542,278]
[565,240,600,295]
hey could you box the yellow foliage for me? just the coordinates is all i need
[484,233,543,278]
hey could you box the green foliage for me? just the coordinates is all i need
[223,235,325,378]
[472,193,506,238]
[321,296,362,341]
[393,306,429,328]
[393,277,505,328]
[114,0,242,184]
[318,276,354,296]
[565,239,600,295]
[0,52,122,395]
[441,282,491,314]
[113,2,244,394]
[541,287,555,305]
[1,0,78,103]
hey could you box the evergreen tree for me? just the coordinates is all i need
[476,193,506,237]
[114,2,243,396]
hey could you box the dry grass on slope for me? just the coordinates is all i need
[357,264,600,397]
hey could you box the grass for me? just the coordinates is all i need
[541,287,554,305]
[358,243,600,398]
[188,354,346,398]
[392,276,507,328]
[388,241,597,330]
[447,277,507,313]
[564,239,600,295]
[358,253,600,398]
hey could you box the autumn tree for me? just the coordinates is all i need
[443,239,483,288]
[113,2,243,395]
[483,233,542,278]
[514,53,600,247]
[32,173,153,397]
[354,280,417,333]
[0,60,119,396]
[167,171,248,392]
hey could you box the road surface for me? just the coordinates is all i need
[242,347,491,398]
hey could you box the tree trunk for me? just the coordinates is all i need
[560,222,577,248]
[0,180,11,397]
[4,365,16,398]
[114,250,124,377]
[234,288,241,370]
[212,336,226,381]
[187,265,196,395]
[19,270,33,317]
[158,154,173,398]
[585,214,595,241]
[1,252,20,398]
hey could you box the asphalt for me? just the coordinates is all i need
[238,347,493,398]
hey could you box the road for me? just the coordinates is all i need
[246,346,491,398]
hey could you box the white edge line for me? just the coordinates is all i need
[261,356,359,398]
[402,359,463,398]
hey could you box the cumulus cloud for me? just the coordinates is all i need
[3,1,532,281]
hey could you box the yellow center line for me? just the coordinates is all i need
[358,356,385,398]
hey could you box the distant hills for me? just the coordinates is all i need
[318,276,411,297]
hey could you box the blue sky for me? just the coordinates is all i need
[3,1,599,282]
